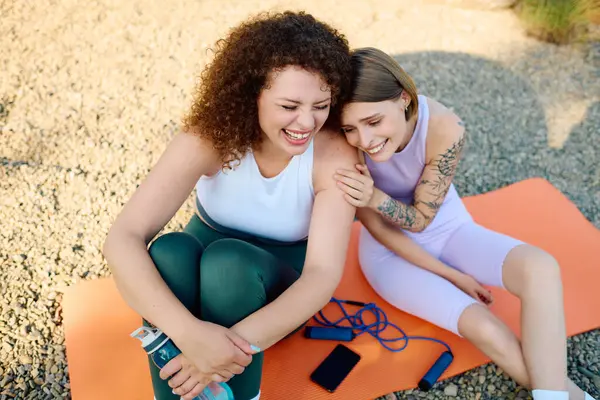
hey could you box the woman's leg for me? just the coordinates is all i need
[144,230,208,400]
[502,244,590,399]
[441,222,590,399]
[199,238,306,400]
[145,214,307,400]
[358,230,479,339]
[457,303,531,387]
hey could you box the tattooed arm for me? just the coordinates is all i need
[370,114,466,232]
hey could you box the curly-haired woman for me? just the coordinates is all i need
[102,11,357,400]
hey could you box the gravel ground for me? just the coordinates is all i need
[1,0,598,399]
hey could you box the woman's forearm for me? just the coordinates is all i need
[381,229,460,281]
[230,268,335,351]
[369,189,430,233]
[102,230,200,341]
[360,210,461,282]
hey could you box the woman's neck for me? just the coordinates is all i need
[395,113,419,153]
[252,140,293,179]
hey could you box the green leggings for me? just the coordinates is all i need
[144,214,308,400]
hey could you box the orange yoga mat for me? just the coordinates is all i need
[62,178,600,400]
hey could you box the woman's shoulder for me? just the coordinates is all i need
[424,96,459,122]
[168,129,223,176]
[424,97,465,152]
[313,129,355,157]
[312,129,359,193]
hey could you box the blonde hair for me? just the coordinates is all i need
[347,47,419,120]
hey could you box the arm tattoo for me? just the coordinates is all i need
[416,133,466,214]
[437,134,465,177]
[377,196,419,228]
[374,123,466,231]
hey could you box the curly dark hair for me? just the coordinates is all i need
[182,11,352,169]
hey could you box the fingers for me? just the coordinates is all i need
[470,288,485,304]
[334,172,365,190]
[172,376,203,398]
[482,291,493,305]
[337,180,363,199]
[160,356,183,380]
[231,346,252,367]
[168,369,192,389]
[227,363,246,375]
[343,193,364,207]
[336,167,371,183]
[180,382,206,400]
[355,163,371,177]
[211,373,228,383]
[226,330,254,356]
[476,288,493,305]
[334,169,375,207]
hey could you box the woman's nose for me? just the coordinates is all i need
[358,129,373,149]
[296,111,315,131]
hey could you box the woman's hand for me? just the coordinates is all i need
[450,272,493,306]
[162,354,236,400]
[334,163,382,209]
[163,353,227,399]
[161,320,259,398]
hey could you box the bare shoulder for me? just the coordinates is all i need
[106,129,222,243]
[173,127,222,173]
[312,130,359,193]
[424,97,466,161]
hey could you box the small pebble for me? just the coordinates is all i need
[444,384,458,397]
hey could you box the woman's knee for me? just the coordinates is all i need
[200,238,267,281]
[503,244,562,295]
[200,239,272,326]
[148,231,204,271]
[458,304,513,352]
[147,232,205,314]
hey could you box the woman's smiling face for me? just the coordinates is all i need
[340,92,411,162]
[257,65,332,157]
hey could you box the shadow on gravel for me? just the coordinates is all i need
[556,100,600,226]
[392,51,599,227]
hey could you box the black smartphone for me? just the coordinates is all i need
[310,344,361,392]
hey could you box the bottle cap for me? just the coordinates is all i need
[130,326,169,354]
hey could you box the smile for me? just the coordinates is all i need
[365,139,388,154]
[283,129,311,140]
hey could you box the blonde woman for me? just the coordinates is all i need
[334,47,596,400]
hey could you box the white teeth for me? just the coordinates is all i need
[367,140,387,154]
[283,129,310,140]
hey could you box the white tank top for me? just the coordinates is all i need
[195,140,315,242]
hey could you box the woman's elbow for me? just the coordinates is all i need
[406,213,434,233]
[101,224,137,268]
[101,227,121,268]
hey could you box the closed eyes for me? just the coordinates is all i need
[281,104,329,111]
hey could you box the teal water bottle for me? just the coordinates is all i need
[131,326,235,400]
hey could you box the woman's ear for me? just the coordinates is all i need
[400,90,411,110]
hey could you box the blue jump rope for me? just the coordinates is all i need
[305,297,454,391]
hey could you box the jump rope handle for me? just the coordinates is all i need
[304,326,355,342]
[418,351,454,391]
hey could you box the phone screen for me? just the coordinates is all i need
[310,344,361,392]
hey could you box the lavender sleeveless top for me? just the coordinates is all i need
[365,95,472,235]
